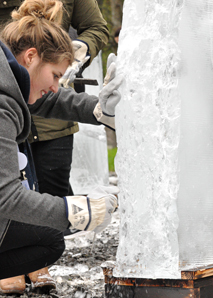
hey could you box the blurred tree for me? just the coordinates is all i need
[111,0,123,32]
[97,0,124,75]
[97,0,124,150]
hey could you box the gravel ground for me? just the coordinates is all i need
[0,186,120,298]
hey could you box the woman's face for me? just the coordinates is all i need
[18,48,69,104]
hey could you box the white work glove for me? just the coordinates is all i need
[64,185,119,232]
[103,52,117,87]
[93,53,123,129]
[59,40,90,88]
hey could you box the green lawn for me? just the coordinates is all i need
[108,147,117,172]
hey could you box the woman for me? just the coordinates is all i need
[0,0,122,294]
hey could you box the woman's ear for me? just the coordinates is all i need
[23,48,38,67]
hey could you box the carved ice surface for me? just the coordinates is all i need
[177,0,213,270]
[70,53,109,195]
[114,0,213,279]
[114,0,183,279]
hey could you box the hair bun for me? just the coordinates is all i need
[11,0,63,24]
[33,9,45,19]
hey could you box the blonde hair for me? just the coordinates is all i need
[2,0,74,65]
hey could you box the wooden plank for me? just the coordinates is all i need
[200,285,213,298]
[194,276,213,288]
[105,275,194,288]
[181,267,213,280]
[103,265,213,297]
[133,287,200,298]
[105,284,200,298]
[103,264,213,282]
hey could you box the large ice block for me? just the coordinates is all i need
[177,0,213,270]
[114,0,183,279]
[70,53,109,195]
[114,0,213,279]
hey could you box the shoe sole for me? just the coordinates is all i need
[0,288,25,294]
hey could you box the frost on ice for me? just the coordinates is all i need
[114,0,213,279]
[114,0,182,279]
[177,0,213,270]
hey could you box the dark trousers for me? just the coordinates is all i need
[31,135,74,197]
[0,221,65,279]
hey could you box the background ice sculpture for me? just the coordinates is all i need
[70,53,109,195]
[114,0,213,279]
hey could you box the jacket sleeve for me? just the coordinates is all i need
[28,87,101,126]
[61,0,109,64]
[0,95,69,231]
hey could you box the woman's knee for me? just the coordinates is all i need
[55,235,65,258]
[48,230,65,263]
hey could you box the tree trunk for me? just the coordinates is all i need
[96,0,124,75]
[110,0,123,33]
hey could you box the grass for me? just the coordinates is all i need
[108,147,117,172]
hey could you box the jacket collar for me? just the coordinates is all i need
[0,41,30,103]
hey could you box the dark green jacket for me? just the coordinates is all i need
[0,0,109,142]
[62,0,109,64]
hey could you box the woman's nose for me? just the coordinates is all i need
[50,83,58,93]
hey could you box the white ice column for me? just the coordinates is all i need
[177,0,213,270]
[114,0,213,279]
[114,0,183,279]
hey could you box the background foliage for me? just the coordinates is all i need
[108,147,117,172]
[97,0,124,75]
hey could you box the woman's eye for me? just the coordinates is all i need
[54,74,59,79]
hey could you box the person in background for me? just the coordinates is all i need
[104,26,122,150]
[114,26,121,44]
[0,0,122,294]
[68,26,86,94]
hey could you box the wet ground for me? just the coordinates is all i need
[0,203,120,298]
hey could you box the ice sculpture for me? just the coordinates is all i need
[177,0,213,270]
[70,53,109,195]
[114,0,213,279]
